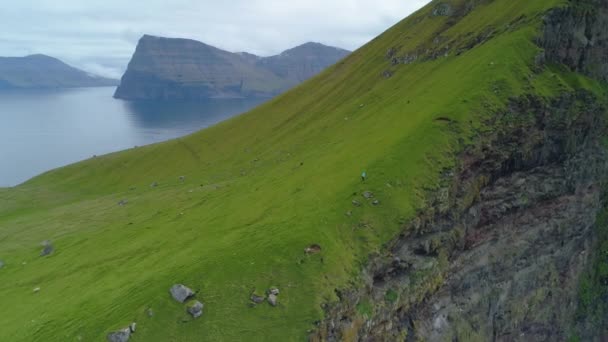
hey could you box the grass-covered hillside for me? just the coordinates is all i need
[2,0,600,340]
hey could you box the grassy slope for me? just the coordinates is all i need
[0,0,590,340]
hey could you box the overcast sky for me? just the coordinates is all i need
[0,1,430,79]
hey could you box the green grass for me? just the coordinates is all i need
[0,0,588,340]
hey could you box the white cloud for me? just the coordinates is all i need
[0,0,430,78]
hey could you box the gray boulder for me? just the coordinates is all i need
[268,294,278,306]
[170,284,195,303]
[363,191,374,199]
[107,328,130,342]
[0,260,4,269]
[187,300,204,318]
[251,294,265,304]
[352,200,361,207]
[129,323,136,333]
[40,241,54,256]
[372,200,381,206]
[268,287,280,296]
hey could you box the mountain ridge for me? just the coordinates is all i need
[0,54,118,89]
[114,35,350,100]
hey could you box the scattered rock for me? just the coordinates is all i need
[268,294,278,307]
[106,328,131,342]
[363,191,374,199]
[352,200,362,207]
[372,200,381,206]
[33,287,40,293]
[305,244,322,255]
[170,284,195,303]
[150,182,158,188]
[118,200,128,206]
[179,176,186,182]
[40,241,54,256]
[187,300,204,318]
[129,322,137,333]
[250,293,265,304]
[268,287,280,296]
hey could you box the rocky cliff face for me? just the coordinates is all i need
[0,54,117,89]
[541,1,608,81]
[312,1,608,341]
[114,36,350,100]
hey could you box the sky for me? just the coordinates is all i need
[0,0,430,79]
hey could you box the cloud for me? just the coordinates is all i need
[0,0,430,78]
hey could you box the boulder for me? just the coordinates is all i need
[170,284,195,303]
[372,200,381,206]
[106,328,130,342]
[250,294,265,304]
[40,242,54,256]
[268,287,280,296]
[363,191,374,199]
[179,176,186,182]
[352,200,362,207]
[150,182,158,188]
[187,300,204,318]
[268,294,278,306]
[33,287,40,293]
[0,260,4,269]
[305,244,322,255]
[118,200,128,206]
[129,323,137,333]
[146,308,154,317]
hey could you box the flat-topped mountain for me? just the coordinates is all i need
[0,54,118,89]
[114,35,350,100]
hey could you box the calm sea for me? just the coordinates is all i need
[0,87,265,186]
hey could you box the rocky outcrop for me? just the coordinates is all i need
[312,89,608,341]
[114,36,350,100]
[0,54,117,89]
[541,0,608,81]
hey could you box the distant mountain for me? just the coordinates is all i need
[114,35,350,100]
[0,54,118,89]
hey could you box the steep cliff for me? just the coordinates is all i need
[114,36,350,100]
[313,1,608,341]
[0,54,117,89]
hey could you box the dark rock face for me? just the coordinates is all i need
[541,1,608,81]
[114,36,350,101]
[0,54,117,89]
[312,90,608,341]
